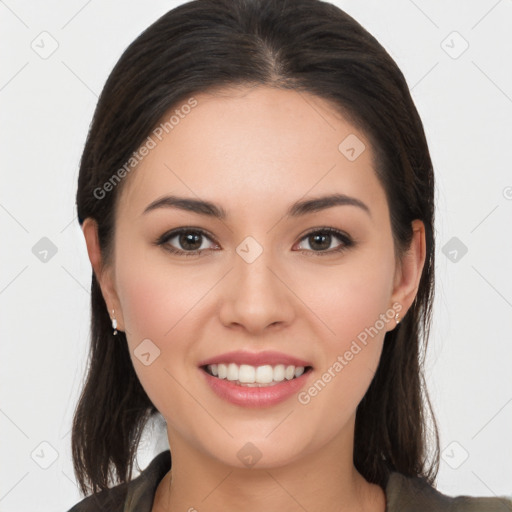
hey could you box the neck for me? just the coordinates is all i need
[152,421,386,512]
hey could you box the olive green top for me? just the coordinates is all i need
[68,450,512,511]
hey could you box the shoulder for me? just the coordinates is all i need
[66,484,127,512]
[386,471,512,512]
[66,450,172,512]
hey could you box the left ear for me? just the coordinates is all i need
[389,219,426,327]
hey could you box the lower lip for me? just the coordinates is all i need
[200,367,312,407]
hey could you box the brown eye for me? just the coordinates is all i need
[156,228,218,256]
[295,228,354,256]
[177,232,203,251]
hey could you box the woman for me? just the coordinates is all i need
[68,0,512,510]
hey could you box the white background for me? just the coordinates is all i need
[1,0,511,510]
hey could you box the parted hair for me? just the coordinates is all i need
[73,0,439,496]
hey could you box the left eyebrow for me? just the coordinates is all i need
[141,193,371,219]
[287,193,371,218]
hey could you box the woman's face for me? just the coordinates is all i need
[88,85,423,469]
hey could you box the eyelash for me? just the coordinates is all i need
[155,226,354,258]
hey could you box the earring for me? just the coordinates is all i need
[395,313,400,325]
[111,309,118,335]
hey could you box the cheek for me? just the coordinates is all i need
[300,243,395,352]
[116,246,208,341]
[119,272,170,340]
[114,253,218,411]
[295,244,395,412]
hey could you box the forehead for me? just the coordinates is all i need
[117,85,386,221]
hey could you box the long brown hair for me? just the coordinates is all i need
[73,0,439,496]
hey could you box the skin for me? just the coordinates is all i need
[83,85,426,512]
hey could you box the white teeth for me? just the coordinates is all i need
[273,364,285,382]
[294,366,305,378]
[227,363,238,381]
[239,364,256,383]
[255,365,274,383]
[206,363,307,385]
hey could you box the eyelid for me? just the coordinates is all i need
[295,226,353,255]
[156,226,354,256]
[155,227,219,254]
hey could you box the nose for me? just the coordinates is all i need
[218,243,296,335]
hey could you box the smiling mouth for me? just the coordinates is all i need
[201,363,314,387]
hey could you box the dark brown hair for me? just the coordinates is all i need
[73,0,439,496]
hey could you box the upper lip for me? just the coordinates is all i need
[198,350,313,368]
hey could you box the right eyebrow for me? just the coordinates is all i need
[141,192,371,219]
